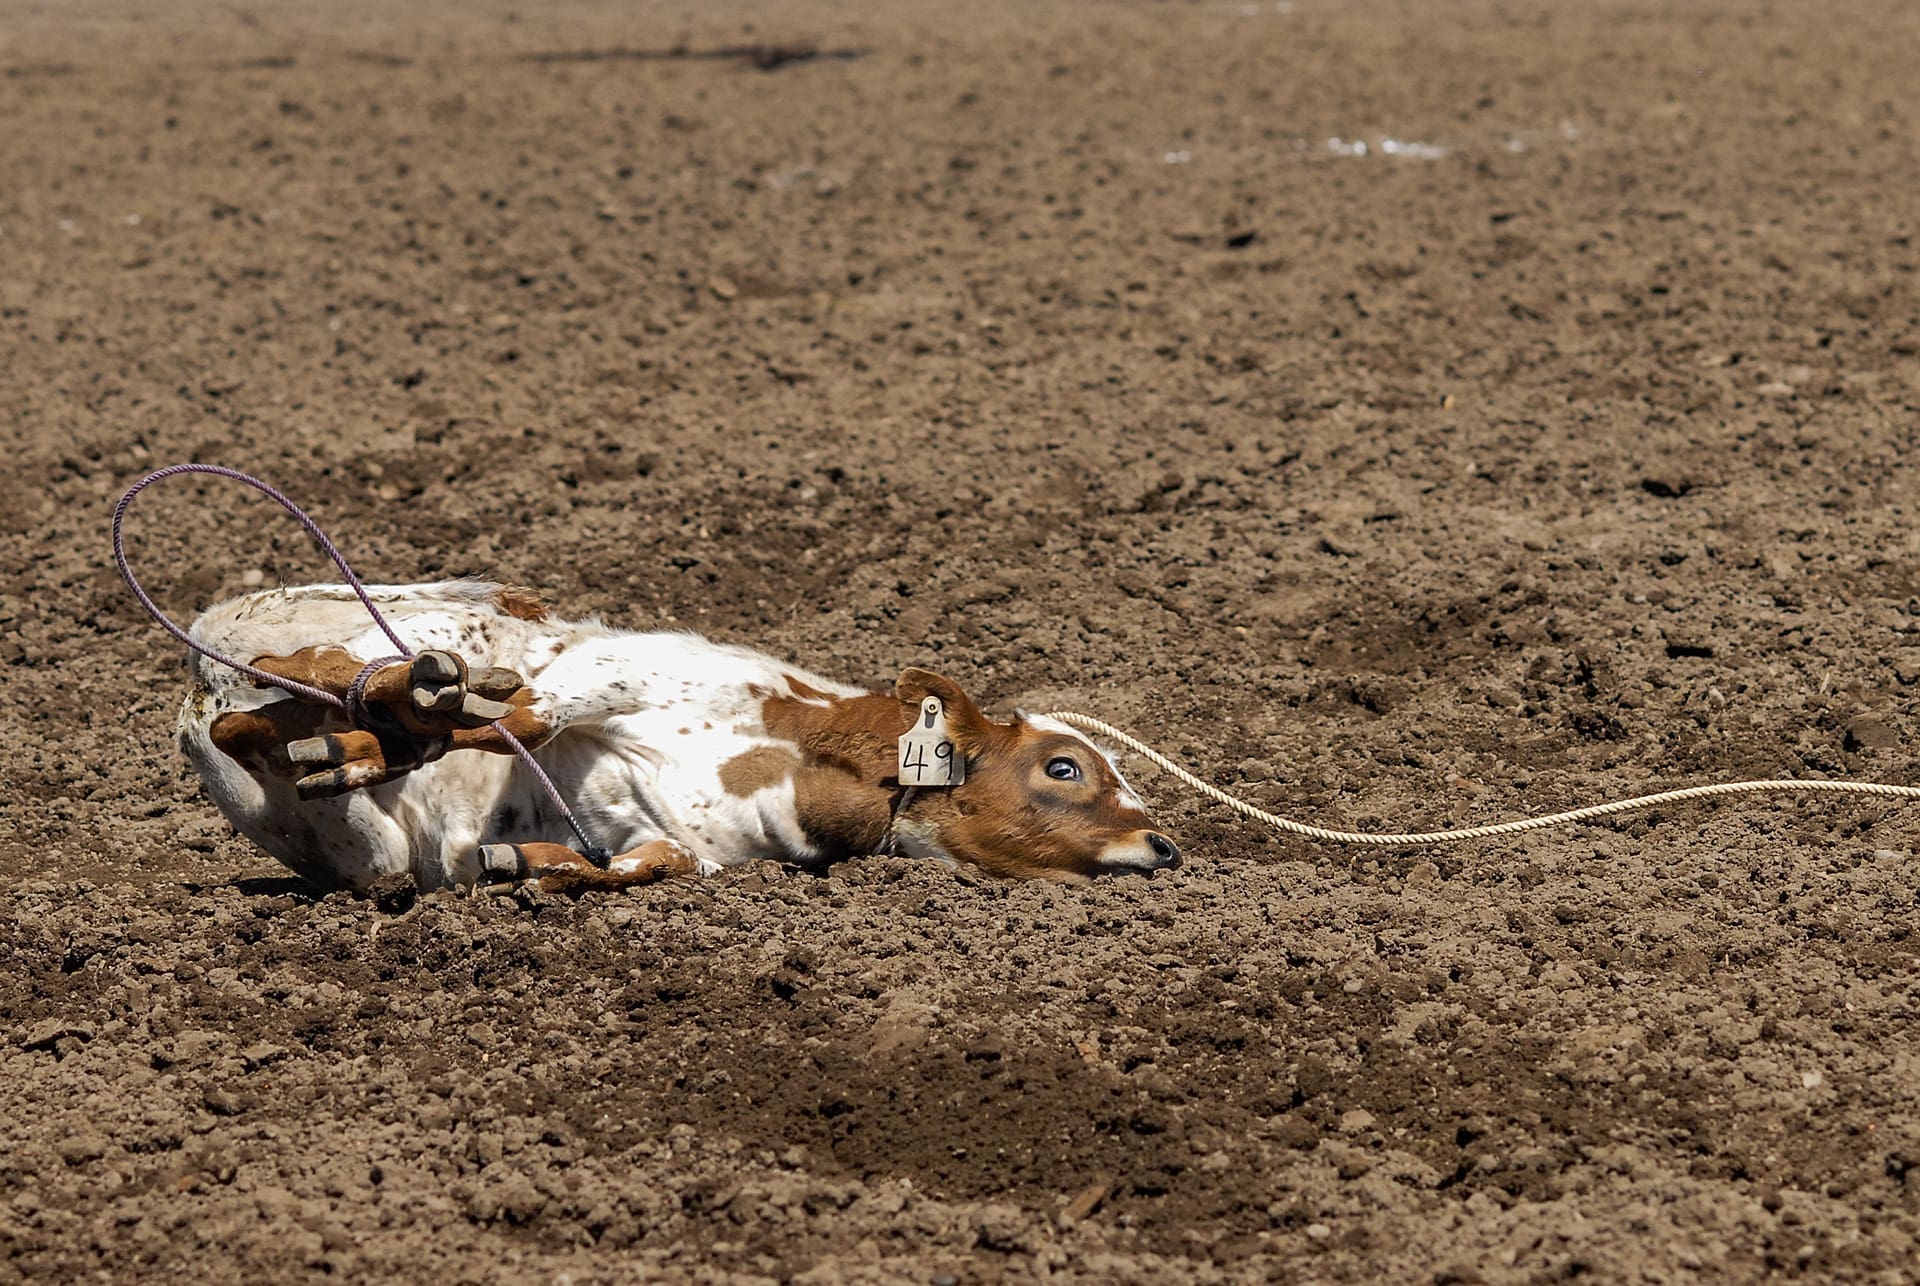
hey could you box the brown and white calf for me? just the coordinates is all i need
[177,580,1181,892]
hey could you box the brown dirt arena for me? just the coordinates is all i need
[4,0,1919,1279]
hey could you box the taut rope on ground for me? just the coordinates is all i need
[1041,710,1920,847]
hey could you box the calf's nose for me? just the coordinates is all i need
[1145,832,1181,869]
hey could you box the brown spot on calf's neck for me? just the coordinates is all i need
[759,691,910,857]
[719,744,802,797]
[793,763,894,856]
[491,585,550,622]
[760,692,904,780]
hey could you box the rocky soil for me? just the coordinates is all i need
[3,0,1919,1280]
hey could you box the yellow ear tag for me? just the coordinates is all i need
[899,695,966,787]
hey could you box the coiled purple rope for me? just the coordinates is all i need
[113,463,609,866]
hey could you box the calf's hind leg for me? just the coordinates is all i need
[478,839,700,894]
[251,646,526,736]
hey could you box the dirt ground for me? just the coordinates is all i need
[4,0,1920,1279]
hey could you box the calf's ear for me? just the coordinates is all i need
[896,667,994,753]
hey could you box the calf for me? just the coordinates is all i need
[178,580,1181,892]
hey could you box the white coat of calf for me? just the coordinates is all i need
[177,580,1181,890]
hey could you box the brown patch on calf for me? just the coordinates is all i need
[447,688,552,753]
[790,758,894,855]
[761,692,899,777]
[250,645,368,696]
[719,744,801,797]
[782,673,835,703]
[490,585,550,622]
[760,691,910,855]
[210,703,337,775]
[757,668,1172,879]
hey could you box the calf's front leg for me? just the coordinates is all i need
[281,686,554,798]
[243,640,649,800]
[211,704,461,799]
[250,646,526,735]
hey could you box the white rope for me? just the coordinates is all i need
[1041,710,1920,847]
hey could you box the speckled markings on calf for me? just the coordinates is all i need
[175,580,1181,892]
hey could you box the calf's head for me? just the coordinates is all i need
[890,668,1180,881]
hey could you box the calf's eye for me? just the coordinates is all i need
[1045,757,1082,782]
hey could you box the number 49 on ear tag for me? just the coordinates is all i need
[899,695,966,787]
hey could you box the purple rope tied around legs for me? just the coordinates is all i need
[113,463,611,867]
[343,656,408,730]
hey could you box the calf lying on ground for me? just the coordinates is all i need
[178,580,1181,892]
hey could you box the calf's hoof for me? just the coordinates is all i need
[478,843,529,881]
[407,651,517,728]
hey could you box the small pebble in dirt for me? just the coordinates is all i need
[1058,1178,1110,1224]
[1339,1109,1377,1134]
[57,1132,108,1166]
[1271,1117,1320,1151]
[203,1085,252,1116]
[21,1019,93,1050]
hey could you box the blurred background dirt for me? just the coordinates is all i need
[3,0,1920,1280]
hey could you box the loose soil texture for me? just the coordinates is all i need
[3,0,1920,1280]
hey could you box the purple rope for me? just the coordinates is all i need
[113,463,609,866]
[344,655,407,729]
[112,465,405,706]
